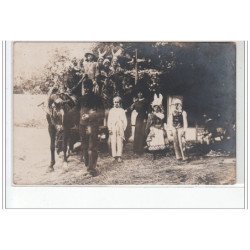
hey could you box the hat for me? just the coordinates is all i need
[98,57,104,62]
[103,58,111,65]
[113,96,122,103]
[171,98,182,105]
[85,52,97,60]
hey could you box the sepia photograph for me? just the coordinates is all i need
[13,41,236,185]
[1,2,250,250]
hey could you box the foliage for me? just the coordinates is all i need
[14,49,83,94]
[13,42,236,127]
[13,42,179,95]
[92,42,177,75]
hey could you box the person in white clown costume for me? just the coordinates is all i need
[107,96,127,163]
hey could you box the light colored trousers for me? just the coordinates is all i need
[172,128,186,160]
[110,132,124,157]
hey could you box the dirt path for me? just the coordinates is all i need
[13,127,236,185]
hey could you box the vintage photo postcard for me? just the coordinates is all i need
[12,42,237,186]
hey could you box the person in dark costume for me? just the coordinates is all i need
[98,59,117,126]
[78,78,105,176]
[122,74,135,109]
[109,60,124,98]
[133,91,149,155]
[65,58,83,89]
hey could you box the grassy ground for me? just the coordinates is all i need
[13,94,236,185]
[14,94,47,128]
[13,127,236,185]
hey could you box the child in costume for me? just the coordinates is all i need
[146,95,168,151]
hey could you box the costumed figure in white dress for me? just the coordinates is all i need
[146,95,168,151]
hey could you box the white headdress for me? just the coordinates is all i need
[151,93,163,107]
[112,48,123,61]
[171,98,182,105]
[103,58,111,65]
[97,48,107,59]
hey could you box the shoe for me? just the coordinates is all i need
[46,166,54,173]
[128,136,134,142]
[117,157,122,163]
[80,157,89,167]
[87,168,98,177]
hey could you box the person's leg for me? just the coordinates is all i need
[79,125,89,167]
[133,120,139,154]
[129,110,138,141]
[110,132,117,158]
[103,109,109,126]
[88,126,99,173]
[177,128,187,160]
[117,135,123,157]
[172,128,182,160]
[117,135,123,162]
[137,120,146,155]
[62,128,69,162]
[48,123,56,171]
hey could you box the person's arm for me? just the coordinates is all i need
[93,62,97,83]
[183,111,188,132]
[88,96,105,121]
[82,61,87,75]
[87,108,103,120]
[126,102,135,112]
[95,64,101,78]
[155,112,165,120]
[145,113,153,136]
[167,112,174,130]
[70,77,83,95]
[122,109,127,131]
[107,109,113,133]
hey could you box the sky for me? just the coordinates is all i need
[13,42,94,78]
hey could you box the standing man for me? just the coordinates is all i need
[110,58,124,97]
[69,51,98,98]
[83,51,97,80]
[133,91,148,155]
[79,78,105,176]
[108,96,127,163]
[99,58,116,126]
[168,98,188,161]
[82,51,99,94]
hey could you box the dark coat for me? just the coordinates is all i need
[78,93,105,126]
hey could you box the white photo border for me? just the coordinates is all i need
[3,41,247,209]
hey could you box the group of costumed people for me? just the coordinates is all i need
[48,49,188,175]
